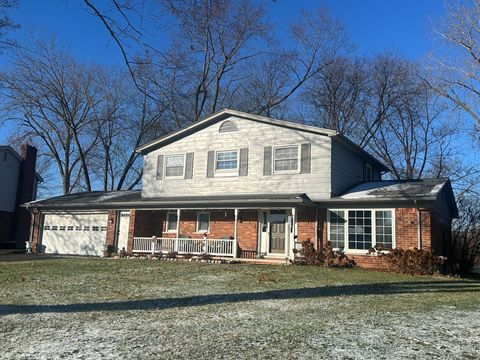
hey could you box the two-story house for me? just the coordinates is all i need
[0,144,42,249]
[25,109,457,267]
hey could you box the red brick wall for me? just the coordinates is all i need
[105,210,116,247]
[129,209,259,254]
[296,208,317,243]
[31,212,41,253]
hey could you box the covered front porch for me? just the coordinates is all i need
[118,203,318,260]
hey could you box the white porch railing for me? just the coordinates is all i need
[132,237,235,257]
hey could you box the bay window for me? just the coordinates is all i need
[328,209,394,252]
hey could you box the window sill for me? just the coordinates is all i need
[214,171,239,177]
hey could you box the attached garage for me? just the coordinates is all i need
[39,212,108,256]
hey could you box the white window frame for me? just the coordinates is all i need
[214,149,239,176]
[196,212,210,233]
[272,144,301,174]
[327,208,396,254]
[165,211,178,233]
[365,163,373,181]
[164,154,186,179]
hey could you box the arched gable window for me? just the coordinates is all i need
[219,120,238,133]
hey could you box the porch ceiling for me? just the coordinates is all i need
[22,190,316,211]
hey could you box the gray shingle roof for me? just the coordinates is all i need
[24,191,315,210]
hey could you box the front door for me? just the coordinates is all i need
[116,211,130,251]
[269,211,286,254]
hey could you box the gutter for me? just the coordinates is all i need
[415,199,422,250]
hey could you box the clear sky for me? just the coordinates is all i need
[4,0,446,63]
[0,0,447,143]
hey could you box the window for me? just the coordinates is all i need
[375,210,393,249]
[51,226,58,231]
[196,212,210,233]
[348,210,372,250]
[83,226,90,231]
[92,226,99,231]
[59,226,66,231]
[365,164,373,181]
[44,225,51,231]
[166,211,178,232]
[67,226,74,231]
[216,150,238,171]
[100,226,107,231]
[328,209,394,252]
[164,154,185,178]
[273,145,299,173]
[328,210,345,249]
[75,226,82,231]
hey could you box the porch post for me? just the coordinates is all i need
[233,209,238,258]
[175,209,181,252]
[291,207,296,259]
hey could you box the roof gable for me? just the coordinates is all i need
[136,109,337,154]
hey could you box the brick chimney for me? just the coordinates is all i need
[15,144,38,249]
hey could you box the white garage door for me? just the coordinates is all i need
[40,213,108,256]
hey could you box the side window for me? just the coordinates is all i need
[196,212,210,233]
[164,154,185,178]
[216,150,238,172]
[166,211,178,232]
[273,145,300,173]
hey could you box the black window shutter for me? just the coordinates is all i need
[156,155,164,180]
[300,143,311,174]
[239,148,248,176]
[263,146,272,175]
[207,151,215,178]
[185,152,194,179]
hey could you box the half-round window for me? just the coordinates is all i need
[219,120,238,133]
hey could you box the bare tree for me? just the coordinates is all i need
[0,0,17,49]
[1,39,102,194]
[451,196,480,274]
[429,0,480,132]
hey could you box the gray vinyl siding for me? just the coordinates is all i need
[330,138,365,196]
[142,116,332,200]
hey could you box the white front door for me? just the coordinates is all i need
[117,211,130,251]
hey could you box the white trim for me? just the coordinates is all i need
[164,154,186,179]
[165,211,178,233]
[195,211,210,233]
[327,208,396,254]
[272,144,301,174]
[214,149,239,176]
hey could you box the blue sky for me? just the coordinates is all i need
[0,0,447,143]
[5,0,446,63]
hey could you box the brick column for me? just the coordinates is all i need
[126,210,136,254]
[105,210,117,247]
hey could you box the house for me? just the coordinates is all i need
[0,144,42,249]
[24,109,458,267]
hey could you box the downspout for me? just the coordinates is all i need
[415,200,422,250]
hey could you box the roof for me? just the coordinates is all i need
[317,178,458,217]
[134,108,388,171]
[23,191,316,210]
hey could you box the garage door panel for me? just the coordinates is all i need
[41,213,108,256]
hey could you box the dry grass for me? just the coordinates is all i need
[1,257,479,359]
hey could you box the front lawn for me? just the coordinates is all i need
[1,257,479,359]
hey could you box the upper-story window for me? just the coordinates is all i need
[273,145,300,173]
[216,150,238,172]
[164,154,185,178]
[365,163,373,181]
